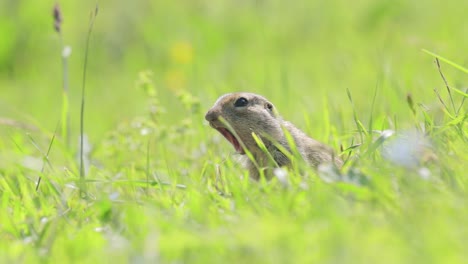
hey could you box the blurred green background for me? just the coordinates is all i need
[1,0,466,141]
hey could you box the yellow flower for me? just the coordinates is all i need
[170,41,193,65]
[165,69,185,91]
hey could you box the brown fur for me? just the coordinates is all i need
[205,92,342,180]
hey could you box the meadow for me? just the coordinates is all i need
[0,0,467,263]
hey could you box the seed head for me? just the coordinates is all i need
[53,3,63,33]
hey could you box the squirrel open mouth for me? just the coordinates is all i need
[215,127,245,154]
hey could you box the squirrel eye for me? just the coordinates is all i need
[234,97,249,107]
[266,103,273,111]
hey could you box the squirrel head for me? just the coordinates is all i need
[205,92,283,155]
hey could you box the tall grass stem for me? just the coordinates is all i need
[79,5,98,196]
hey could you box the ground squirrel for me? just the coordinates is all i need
[205,92,342,180]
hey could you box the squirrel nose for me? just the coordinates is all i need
[205,109,218,122]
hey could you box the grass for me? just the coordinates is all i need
[0,0,467,263]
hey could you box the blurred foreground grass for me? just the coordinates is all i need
[0,0,467,263]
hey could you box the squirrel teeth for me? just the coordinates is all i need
[216,127,244,154]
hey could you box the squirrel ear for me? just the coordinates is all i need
[265,102,277,116]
